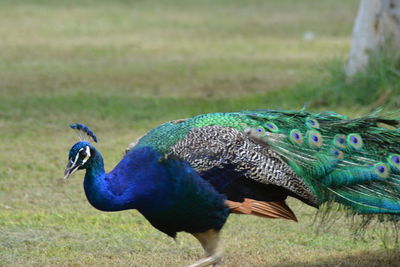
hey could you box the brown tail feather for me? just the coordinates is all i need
[225,198,298,222]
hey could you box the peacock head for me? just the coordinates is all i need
[64,123,98,179]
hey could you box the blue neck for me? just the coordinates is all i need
[83,150,135,211]
[82,147,173,212]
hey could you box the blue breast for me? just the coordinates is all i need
[84,146,229,237]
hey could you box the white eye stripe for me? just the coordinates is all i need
[81,146,91,164]
[72,149,81,166]
[71,147,91,167]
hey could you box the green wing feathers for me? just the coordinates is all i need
[239,109,400,216]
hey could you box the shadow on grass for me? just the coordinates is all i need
[271,250,400,267]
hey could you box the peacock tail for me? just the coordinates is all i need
[133,109,400,218]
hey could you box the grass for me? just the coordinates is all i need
[0,0,357,99]
[2,0,400,266]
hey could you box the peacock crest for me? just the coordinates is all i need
[70,123,98,143]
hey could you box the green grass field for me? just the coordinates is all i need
[2,0,400,266]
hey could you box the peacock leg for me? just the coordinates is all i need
[187,229,223,267]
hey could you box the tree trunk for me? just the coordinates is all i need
[346,0,400,76]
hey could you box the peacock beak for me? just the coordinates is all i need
[64,160,79,179]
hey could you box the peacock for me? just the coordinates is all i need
[64,109,400,266]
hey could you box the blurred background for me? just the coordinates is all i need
[1,0,400,266]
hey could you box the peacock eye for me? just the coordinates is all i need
[80,151,87,158]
